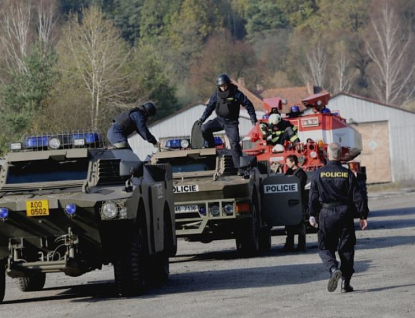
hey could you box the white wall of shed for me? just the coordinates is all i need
[329,95,415,182]
[129,104,264,160]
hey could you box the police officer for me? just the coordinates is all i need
[107,102,159,149]
[309,142,368,293]
[196,74,257,175]
[282,154,307,252]
[259,113,300,145]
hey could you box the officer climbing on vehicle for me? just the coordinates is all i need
[259,113,300,146]
[308,142,369,293]
[107,101,159,149]
[196,74,257,176]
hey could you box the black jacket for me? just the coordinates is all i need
[308,161,368,219]
[286,167,308,211]
[201,84,257,124]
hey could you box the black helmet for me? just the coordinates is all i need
[216,74,231,86]
[142,102,157,117]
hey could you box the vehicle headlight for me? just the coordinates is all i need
[223,203,234,216]
[180,139,190,148]
[49,137,61,149]
[0,207,9,219]
[10,142,22,151]
[210,204,220,217]
[101,202,118,219]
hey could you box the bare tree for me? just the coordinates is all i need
[305,42,328,88]
[332,43,353,94]
[0,0,33,74]
[36,0,57,45]
[0,0,58,77]
[366,5,415,105]
[57,5,131,130]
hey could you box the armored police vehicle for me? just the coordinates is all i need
[150,134,303,257]
[0,131,176,303]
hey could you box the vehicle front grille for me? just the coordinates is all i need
[97,159,129,184]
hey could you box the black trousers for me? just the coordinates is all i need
[285,222,306,248]
[318,206,356,280]
[201,117,241,168]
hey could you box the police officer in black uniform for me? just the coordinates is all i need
[309,142,368,293]
[282,154,307,252]
[107,102,159,148]
[196,74,257,175]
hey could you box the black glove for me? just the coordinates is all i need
[196,119,204,126]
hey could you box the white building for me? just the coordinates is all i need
[329,93,415,183]
[129,103,264,160]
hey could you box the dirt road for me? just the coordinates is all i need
[1,190,415,318]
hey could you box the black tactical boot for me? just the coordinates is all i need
[297,235,306,252]
[280,235,294,252]
[341,279,354,293]
[327,267,342,292]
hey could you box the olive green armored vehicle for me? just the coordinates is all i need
[150,135,303,257]
[0,131,176,303]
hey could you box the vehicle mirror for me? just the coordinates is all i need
[239,156,257,169]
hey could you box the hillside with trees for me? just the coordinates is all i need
[1,0,415,153]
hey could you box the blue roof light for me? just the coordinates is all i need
[73,132,100,144]
[65,203,77,216]
[214,137,223,146]
[0,207,9,219]
[25,136,49,148]
[165,139,183,148]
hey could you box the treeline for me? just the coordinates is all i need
[1,0,415,153]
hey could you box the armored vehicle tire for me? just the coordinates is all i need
[0,261,5,303]
[147,221,169,286]
[114,227,147,297]
[236,205,260,257]
[258,227,272,252]
[18,273,46,292]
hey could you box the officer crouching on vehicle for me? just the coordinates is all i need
[259,113,300,146]
[308,142,368,293]
[107,101,159,149]
[196,74,257,176]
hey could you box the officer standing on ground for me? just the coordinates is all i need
[196,74,257,175]
[282,154,307,252]
[309,142,368,293]
[107,101,159,149]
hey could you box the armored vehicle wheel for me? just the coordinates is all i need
[147,221,169,286]
[114,227,147,297]
[0,261,5,303]
[236,205,260,257]
[259,227,272,252]
[18,273,46,292]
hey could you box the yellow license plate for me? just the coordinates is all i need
[26,200,50,217]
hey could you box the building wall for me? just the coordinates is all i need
[129,104,264,160]
[329,94,415,182]
[355,121,392,183]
